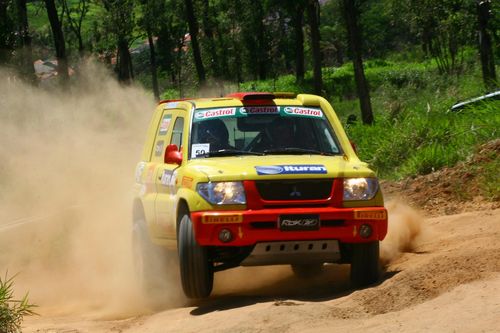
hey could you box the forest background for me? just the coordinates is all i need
[0,0,498,180]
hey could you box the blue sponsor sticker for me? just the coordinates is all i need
[255,164,327,175]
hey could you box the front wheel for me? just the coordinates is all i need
[178,215,213,298]
[350,241,380,287]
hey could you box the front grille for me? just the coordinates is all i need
[255,179,333,201]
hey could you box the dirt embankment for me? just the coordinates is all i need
[382,139,500,216]
[21,208,500,333]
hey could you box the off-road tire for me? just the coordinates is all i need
[178,214,213,298]
[350,241,380,287]
[132,218,170,295]
[291,263,324,279]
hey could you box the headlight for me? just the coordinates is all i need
[343,178,379,201]
[197,182,246,205]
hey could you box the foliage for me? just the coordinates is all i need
[0,273,36,333]
[345,75,499,179]
[241,56,498,182]
[477,156,500,201]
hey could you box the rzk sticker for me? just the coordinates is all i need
[255,164,327,175]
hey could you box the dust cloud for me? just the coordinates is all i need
[380,200,429,264]
[0,62,181,318]
[0,66,430,318]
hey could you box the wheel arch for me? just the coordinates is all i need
[177,199,190,234]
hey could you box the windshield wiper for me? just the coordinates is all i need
[262,148,336,156]
[201,149,265,157]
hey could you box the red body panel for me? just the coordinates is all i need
[191,180,388,246]
[191,207,388,246]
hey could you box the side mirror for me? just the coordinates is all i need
[164,144,182,165]
[349,140,357,154]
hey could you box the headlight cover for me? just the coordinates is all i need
[343,178,379,201]
[197,181,246,205]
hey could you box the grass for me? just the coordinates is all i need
[478,157,500,201]
[239,54,498,186]
[0,272,36,333]
[159,50,498,197]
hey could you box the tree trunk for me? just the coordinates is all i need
[294,3,305,84]
[16,0,36,83]
[44,0,69,83]
[184,0,205,84]
[342,0,373,125]
[254,2,267,80]
[201,0,220,78]
[477,0,497,89]
[307,0,323,95]
[147,27,160,101]
[117,37,133,84]
[215,23,230,80]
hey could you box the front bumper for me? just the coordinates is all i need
[191,206,388,246]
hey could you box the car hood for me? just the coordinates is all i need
[186,155,375,182]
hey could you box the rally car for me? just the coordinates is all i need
[133,92,388,299]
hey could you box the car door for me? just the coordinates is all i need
[154,112,185,239]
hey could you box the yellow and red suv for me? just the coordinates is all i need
[133,92,387,298]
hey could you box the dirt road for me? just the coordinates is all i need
[18,207,500,333]
[1,68,498,333]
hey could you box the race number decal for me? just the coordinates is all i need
[191,143,210,158]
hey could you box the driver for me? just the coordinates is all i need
[196,119,233,151]
[254,117,296,151]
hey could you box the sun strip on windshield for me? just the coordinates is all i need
[192,106,324,122]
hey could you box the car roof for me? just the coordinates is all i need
[158,92,322,111]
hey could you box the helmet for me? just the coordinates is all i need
[197,119,229,146]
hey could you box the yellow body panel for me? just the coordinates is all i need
[133,94,384,244]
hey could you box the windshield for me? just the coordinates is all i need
[190,105,342,158]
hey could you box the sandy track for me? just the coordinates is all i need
[20,208,500,333]
[1,70,498,332]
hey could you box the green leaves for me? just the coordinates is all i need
[0,272,36,333]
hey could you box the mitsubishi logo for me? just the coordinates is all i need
[289,185,302,197]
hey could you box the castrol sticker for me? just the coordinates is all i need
[239,106,280,115]
[283,107,323,118]
[194,108,236,120]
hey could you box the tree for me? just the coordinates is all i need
[294,2,306,84]
[45,0,69,83]
[477,0,497,89]
[139,0,164,101]
[402,0,475,75]
[184,0,206,84]
[101,0,135,84]
[307,0,323,95]
[15,0,35,82]
[0,0,16,66]
[200,0,220,78]
[61,0,90,57]
[272,0,307,84]
[342,0,373,125]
